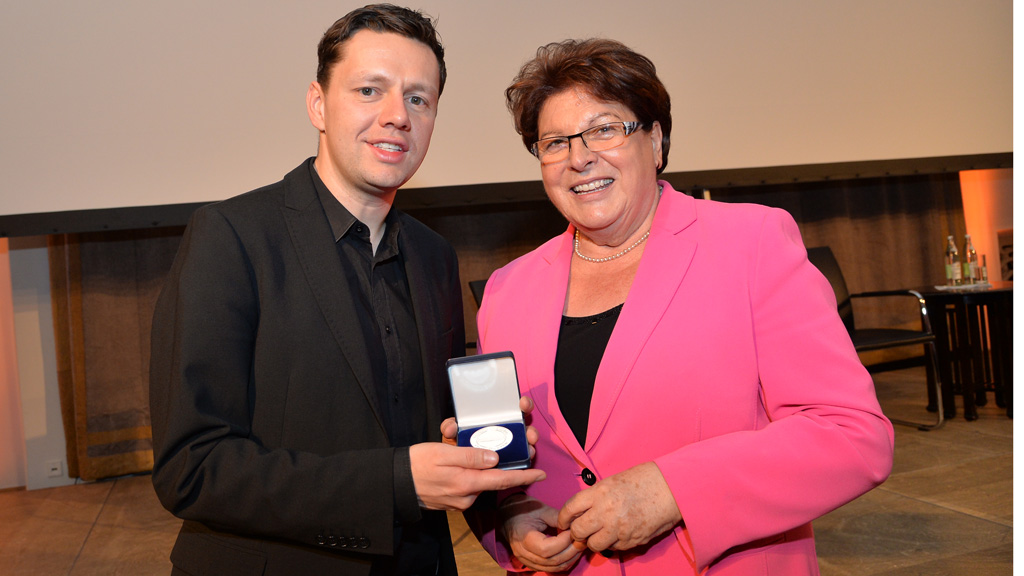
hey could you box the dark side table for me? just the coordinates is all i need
[913,281,1013,421]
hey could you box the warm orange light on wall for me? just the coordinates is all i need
[959,169,1013,281]
[0,238,28,488]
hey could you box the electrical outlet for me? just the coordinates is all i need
[46,459,63,478]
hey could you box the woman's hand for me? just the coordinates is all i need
[501,494,584,573]
[557,462,682,553]
[439,417,458,446]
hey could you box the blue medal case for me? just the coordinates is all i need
[446,351,531,470]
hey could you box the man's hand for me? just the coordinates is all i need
[409,442,545,511]
[500,494,583,573]
[557,462,681,553]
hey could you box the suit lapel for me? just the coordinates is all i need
[521,231,596,463]
[585,189,698,449]
[280,167,386,434]
[400,223,448,433]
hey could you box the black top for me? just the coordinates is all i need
[554,304,624,448]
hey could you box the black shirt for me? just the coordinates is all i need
[310,164,440,574]
[311,166,427,449]
[554,304,624,448]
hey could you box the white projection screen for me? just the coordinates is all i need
[0,0,1012,230]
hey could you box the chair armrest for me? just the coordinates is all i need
[850,289,924,299]
[849,289,934,334]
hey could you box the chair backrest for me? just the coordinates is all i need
[806,246,855,333]
[468,279,487,307]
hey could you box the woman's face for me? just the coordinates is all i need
[536,88,663,243]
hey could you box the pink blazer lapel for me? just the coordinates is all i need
[519,231,594,462]
[585,187,698,449]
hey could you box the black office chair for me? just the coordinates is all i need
[468,279,488,308]
[464,279,489,351]
[806,246,944,430]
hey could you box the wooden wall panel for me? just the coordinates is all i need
[48,227,183,481]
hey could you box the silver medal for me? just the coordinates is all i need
[470,426,513,451]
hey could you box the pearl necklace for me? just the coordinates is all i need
[574,228,650,263]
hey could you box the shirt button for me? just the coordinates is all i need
[384,326,392,335]
[393,394,400,403]
[581,468,597,486]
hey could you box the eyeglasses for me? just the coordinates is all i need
[530,121,644,161]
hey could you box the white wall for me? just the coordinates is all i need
[0,0,1012,217]
[5,237,74,490]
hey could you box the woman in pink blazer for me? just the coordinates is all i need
[466,39,894,575]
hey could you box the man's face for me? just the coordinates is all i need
[308,30,440,198]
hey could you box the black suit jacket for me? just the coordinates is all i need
[149,159,465,575]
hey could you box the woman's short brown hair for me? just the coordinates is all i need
[317,4,446,97]
[506,38,672,173]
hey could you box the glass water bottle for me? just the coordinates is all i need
[945,235,961,286]
[962,234,978,285]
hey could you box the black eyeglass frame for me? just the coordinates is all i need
[530,121,644,159]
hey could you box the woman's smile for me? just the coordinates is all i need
[571,178,614,194]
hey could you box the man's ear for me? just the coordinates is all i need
[307,81,326,132]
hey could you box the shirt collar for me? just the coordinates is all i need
[308,159,402,252]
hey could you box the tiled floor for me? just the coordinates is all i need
[0,368,1012,575]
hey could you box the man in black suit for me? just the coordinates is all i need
[148,5,545,575]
